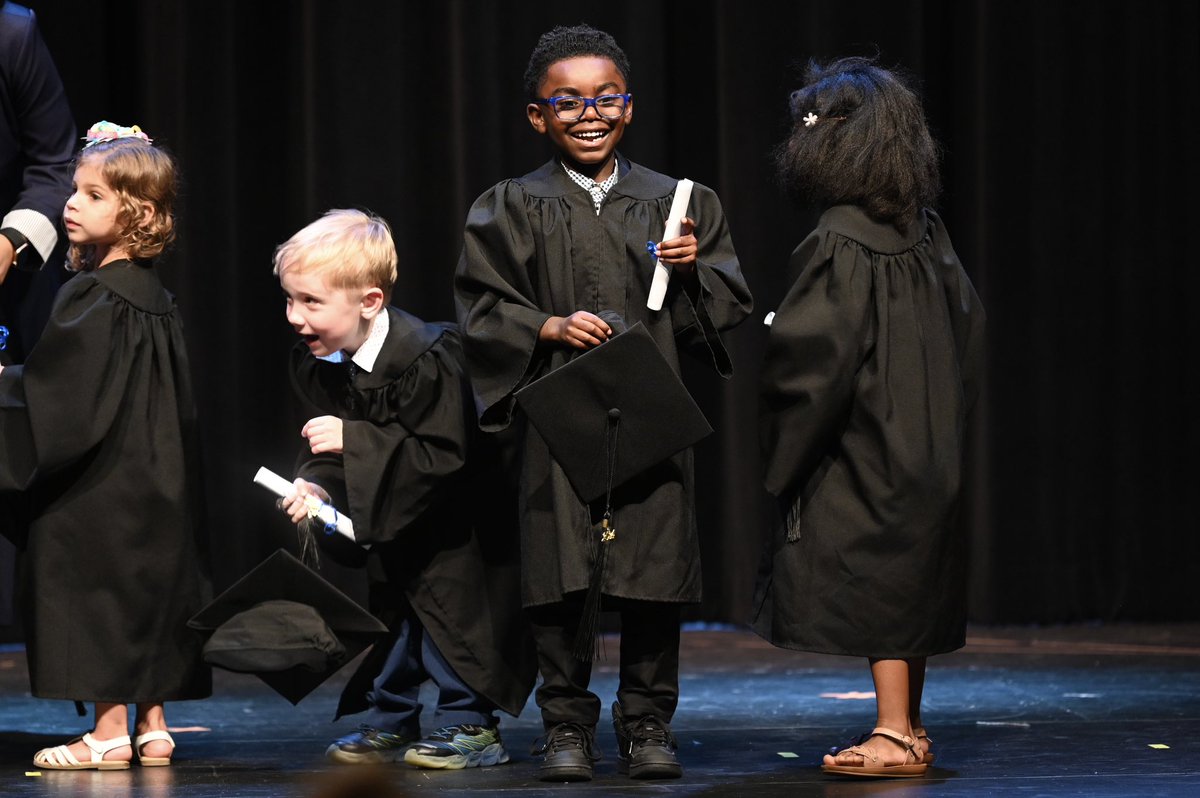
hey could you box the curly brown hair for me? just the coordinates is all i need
[67,137,177,271]
[775,57,940,231]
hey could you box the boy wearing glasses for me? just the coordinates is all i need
[454,25,751,782]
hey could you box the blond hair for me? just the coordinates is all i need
[272,209,398,301]
[68,137,177,271]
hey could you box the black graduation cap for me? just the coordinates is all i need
[515,320,712,505]
[187,549,387,704]
[515,318,712,661]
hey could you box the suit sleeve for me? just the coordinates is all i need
[1,8,76,260]
[759,232,874,497]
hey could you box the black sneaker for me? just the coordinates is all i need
[403,724,509,769]
[325,725,418,765]
[612,702,682,779]
[532,722,600,782]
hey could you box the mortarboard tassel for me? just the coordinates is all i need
[296,516,322,569]
[572,408,621,661]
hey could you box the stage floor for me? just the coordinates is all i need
[2,623,1198,797]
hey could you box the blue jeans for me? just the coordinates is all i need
[362,614,499,735]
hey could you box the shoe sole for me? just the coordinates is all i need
[325,744,409,765]
[404,744,509,770]
[821,763,928,778]
[618,757,683,779]
[539,765,593,782]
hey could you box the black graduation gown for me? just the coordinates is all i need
[455,155,753,606]
[0,260,210,702]
[290,307,535,717]
[753,206,985,658]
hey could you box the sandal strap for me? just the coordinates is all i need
[135,730,176,750]
[35,741,83,768]
[839,743,880,765]
[869,727,918,763]
[83,733,132,760]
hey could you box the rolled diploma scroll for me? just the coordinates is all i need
[646,178,694,311]
[253,466,357,543]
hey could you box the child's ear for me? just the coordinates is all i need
[360,287,385,319]
[527,103,548,134]
[139,201,156,226]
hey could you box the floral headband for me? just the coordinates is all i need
[82,121,152,148]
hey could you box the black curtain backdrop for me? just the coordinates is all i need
[19,0,1199,627]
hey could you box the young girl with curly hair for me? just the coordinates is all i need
[0,122,209,770]
[754,58,986,778]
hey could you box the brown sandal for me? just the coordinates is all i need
[821,726,928,778]
[913,727,935,765]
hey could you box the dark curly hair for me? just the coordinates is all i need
[775,57,940,230]
[522,24,631,100]
[67,136,178,272]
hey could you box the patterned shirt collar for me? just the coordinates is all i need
[318,307,390,373]
[561,160,620,214]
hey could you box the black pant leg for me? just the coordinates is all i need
[527,600,601,730]
[615,601,681,723]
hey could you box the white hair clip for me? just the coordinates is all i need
[802,111,846,129]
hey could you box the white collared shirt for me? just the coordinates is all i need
[318,308,390,374]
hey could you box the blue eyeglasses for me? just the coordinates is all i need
[537,93,632,122]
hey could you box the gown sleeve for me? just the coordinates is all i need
[0,276,129,489]
[929,212,986,411]
[454,181,552,430]
[668,182,754,377]
[759,231,874,498]
[293,334,473,546]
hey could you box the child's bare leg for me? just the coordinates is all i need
[65,702,132,763]
[823,658,915,767]
[134,703,172,759]
[907,657,931,760]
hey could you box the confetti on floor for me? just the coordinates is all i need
[818,691,876,700]
[1148,744,1170,749]
[976,721,1031,727]
[777,752,799,758]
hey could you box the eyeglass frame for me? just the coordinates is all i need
[535,93,633,121]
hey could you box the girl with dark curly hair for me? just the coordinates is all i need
[754,58,986,778]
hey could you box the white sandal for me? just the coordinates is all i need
[135,730,176,766]
[33,732,132,770]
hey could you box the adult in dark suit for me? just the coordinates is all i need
[0,0,76,627]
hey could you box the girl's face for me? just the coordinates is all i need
[279,265,378,357]
[63,161,124,256]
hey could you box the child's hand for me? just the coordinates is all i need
[654,217,698,274]
[302,415,344,454]
[279,478,333,525]
[539,311,612,350]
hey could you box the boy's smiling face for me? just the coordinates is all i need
[279,264,381,357]
[527,55,632,181]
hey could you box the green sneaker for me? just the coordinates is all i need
[403,724,509,770]
[325,726,417,765]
